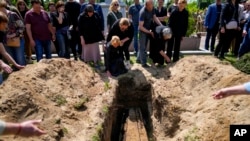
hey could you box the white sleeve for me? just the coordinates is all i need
[0,120,6,135]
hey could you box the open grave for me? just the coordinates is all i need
[1,56,250,141]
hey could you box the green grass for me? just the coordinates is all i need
[53,95,67,106]
[224,53,237,64]
[102,105,109,114]
[91,124,103,141]
[104,81,111,91]
[73,97,89,110]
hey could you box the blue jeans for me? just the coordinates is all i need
[133,25,139,53]
[238,29,250,57]
[137,31,148,65]
[5,38,26,66]
[56,31,69,58]
[34,40,51,62]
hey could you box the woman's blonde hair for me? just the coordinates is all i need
[109,0,120,11]
[111,36,121,46]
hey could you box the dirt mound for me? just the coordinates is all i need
[0,56,250,141]
[150,56,250,141]
[0,59,112,141]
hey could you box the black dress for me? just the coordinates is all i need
[105,45,127,77]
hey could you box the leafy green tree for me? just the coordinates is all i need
[186,1,200,36]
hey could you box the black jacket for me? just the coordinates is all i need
[168,8,188,37]
[106,45,124,71]
[220,2,239,28]
[78,12,104,44]
[106,19,134,43]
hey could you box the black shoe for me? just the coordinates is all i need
[142,64,150,68]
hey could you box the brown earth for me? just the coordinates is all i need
[0,56,250,141]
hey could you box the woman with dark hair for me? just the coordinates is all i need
[51,0,70,59]
[78,4,104,68]
[214,0,240,59]
[16,0,29,20]
[16,0,32,64]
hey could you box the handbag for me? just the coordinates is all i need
[6,37,20,47]
[226,20,238,29]
[225,7,238,29]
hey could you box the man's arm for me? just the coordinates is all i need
[204,5,211,28]
[212,82,250,99]
[128,6,133,20]
[48,23,55,41]
[153,15,163,26]
[25,24,33,41]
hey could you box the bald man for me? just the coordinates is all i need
[137,0,162,67]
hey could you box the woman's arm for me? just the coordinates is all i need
[0,120,45,137]
[0,43,24,69]
[0,60,12,73]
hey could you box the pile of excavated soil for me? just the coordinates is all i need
[0,56,250,141]
[146,56,250,141]
[0,59,113,141]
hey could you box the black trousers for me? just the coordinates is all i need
[234,25,244,56]
[149,36,165,65]
[215,29,237,58]
[122,40,132,61]
[204,25,219,51]
[69,30,81,59]
[167,35,182,62]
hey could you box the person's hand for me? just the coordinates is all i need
[30,40,36,48]
[19,120,46,137]
[81,38,85,47]
[212,89,230,99]
[120,40,124,46]
[220,27,225,33]
[243,30,247,37]
[15,64,25,70]
[102,41,106,52]
[149,31,154,38]
[0,62,12,73]
[106,71,112,77]
[52,34,56,41]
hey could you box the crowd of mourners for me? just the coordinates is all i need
[0,0,189,80]
[205,0,250,59]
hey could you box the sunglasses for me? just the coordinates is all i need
[114,4,119,6]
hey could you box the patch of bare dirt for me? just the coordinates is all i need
[0,56,250,141]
